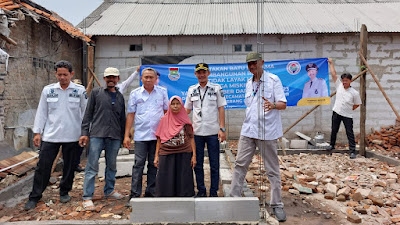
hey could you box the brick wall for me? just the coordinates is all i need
[94,33,400,142]
[1,16,84,150]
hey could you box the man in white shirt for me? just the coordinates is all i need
[229,52,287,222]
[302,63,329,98]
[184,63,227,197]
[327,58,362,159]
[24,60,87,210]
[123,68,169,201]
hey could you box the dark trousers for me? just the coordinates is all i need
[130,140,157,198]
[29,141,79,202]
[194,135,220,195]
[330,111,356,153]
[156,152,195,197]
[73,146,84,168]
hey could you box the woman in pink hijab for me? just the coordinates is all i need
[154,96,196,197]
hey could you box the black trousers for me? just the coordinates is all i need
[330,111,356,153]
[156,152,195,197]
[29,141,79,201]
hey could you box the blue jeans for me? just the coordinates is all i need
[130,140,157,198]
[194,135,220,195]
[83,137,121,200]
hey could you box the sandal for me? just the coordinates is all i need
[83,200,95,211]
[105,191,123,200]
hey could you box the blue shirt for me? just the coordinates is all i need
[127,85,169,141]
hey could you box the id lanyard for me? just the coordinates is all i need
[197,86,208,117]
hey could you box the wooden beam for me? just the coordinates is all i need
[87,45,94,88]
[359,24,368,156]
[283,70,367,135]
[358,52,400,120]
[89,67,102,87]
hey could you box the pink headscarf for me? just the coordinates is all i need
[155,96,192,143]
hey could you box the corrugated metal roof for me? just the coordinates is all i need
[80,2,400,36]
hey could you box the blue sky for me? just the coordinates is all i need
[33,0,103,26]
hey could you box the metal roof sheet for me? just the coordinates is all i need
[81,2,400,36]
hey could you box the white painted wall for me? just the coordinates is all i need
[93,33,400,143]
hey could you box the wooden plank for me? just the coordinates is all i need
[0,151,39,176]
[359,24,368,157]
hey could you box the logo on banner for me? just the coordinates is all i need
[287,61,301,75]
[168,67,180,81]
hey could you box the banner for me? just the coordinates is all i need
[140,58,330,108]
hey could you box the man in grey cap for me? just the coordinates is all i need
[80,67,126,211]
[302,63,329,99]
[230,52,287,222]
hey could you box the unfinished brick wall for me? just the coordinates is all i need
[94,33,400,142]
[1,16,84,150]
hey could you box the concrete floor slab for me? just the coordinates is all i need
[195,197,259,222]
[130,198,195,223]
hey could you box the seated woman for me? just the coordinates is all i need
[154,96,196,197]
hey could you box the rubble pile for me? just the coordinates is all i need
[367,125,400,152]
[246,153,400,224]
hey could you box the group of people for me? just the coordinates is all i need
[23,52,361,223]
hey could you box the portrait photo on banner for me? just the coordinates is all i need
[140,57,330,108]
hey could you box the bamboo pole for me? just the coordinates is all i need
[358,52,400,120]
[283,69,367,135]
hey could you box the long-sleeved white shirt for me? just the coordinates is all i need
[241,71,287,140]
[33,82,88,142]
[116,71,139,94]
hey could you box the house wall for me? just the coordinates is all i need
[1,16,84,150]
[93,33,400,143]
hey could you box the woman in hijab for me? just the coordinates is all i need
[154,96,196,197]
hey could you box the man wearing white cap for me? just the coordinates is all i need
[79,67,126,211]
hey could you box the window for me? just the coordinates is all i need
[129,44,143,51]
[245,44,253,52]
[233,44,242,52]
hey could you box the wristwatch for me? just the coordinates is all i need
[220,127,226,132]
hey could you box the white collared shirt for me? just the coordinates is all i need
[127,85,169,141]
[332,79,362,118]
[241,71,287,140]
[33,82,87,142]
[184,82,227,136]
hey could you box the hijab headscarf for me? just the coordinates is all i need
[155,96,192,143]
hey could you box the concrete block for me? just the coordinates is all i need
[130,198,195,223]
[98,154,147,177]
[280,137,289,149]
[220,153,230,169]
[220,168,233,184]
[223,184,231,197]
[290,139,308,149]
[195,197,259,222]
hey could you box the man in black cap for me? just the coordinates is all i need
[302,63,328,98]
[184,63,227,197]
[230,52,287,222]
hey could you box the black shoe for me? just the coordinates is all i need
[272,207,287,222]
[326,145,334,151]
[74,166,85,172]
[144,192,154,197]
[24,200,37,210]
[209,192,218,197]
[60,194,71,203]
[350,153,356,159]
[195,192,207,197]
